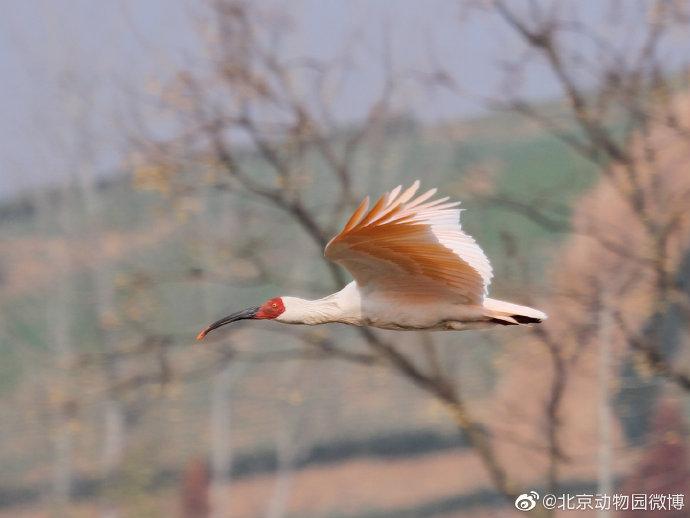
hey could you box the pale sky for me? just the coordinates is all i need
[0,0,682,198]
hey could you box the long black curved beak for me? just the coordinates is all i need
[196,306,260,341]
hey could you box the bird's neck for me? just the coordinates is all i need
[280,282,362,325]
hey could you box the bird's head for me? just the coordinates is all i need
[196,296,285,340]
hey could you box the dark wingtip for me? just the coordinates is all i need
[512,315,543,324]
[489,315,543,326]
[489,317,519,326]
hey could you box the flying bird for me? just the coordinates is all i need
[197,181,546,340]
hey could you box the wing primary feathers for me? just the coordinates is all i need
[395,180,421,205]
[358,193,389,227]
[404,188,438,210]
[385,185,402,206]
[343,196,370,233]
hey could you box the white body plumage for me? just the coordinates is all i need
[277,281,543,331]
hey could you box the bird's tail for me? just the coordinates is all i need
[482,297,547,326]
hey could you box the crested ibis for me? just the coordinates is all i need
[197,181,546,340]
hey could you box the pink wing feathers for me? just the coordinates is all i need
[325,181,493,304]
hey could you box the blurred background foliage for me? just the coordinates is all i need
[2,1,690,517]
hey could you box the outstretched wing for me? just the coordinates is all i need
[325,180,493,304]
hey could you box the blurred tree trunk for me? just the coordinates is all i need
[209,366,234,517]
[265,427,297,518]
[199,188,239,517]
[47,179,76,511]
[597,288,612,515]
[71,87,126,517]
[265,361,308,518]
[85,187,125,518]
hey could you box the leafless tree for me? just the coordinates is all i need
[125,2,577,515]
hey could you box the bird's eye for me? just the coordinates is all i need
[271,303,278,308]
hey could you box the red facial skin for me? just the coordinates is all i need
[196,297,286,341]
[255,297,285,319]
